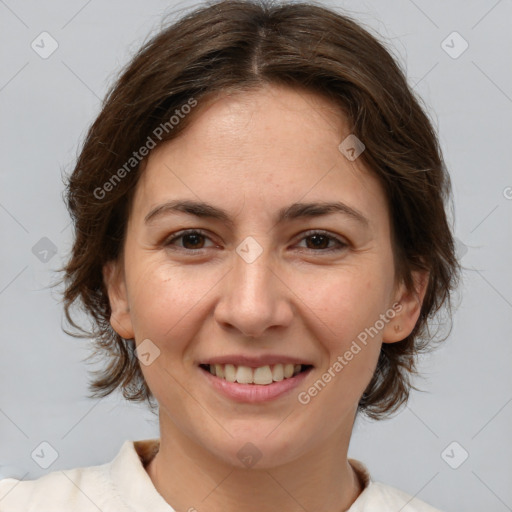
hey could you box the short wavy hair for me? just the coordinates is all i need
[58,0,460,420]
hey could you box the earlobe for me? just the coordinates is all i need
[383,270,429,344]
[102,260,135,340]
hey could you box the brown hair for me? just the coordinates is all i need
[58,0,460,419]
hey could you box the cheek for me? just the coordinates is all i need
[295,272,385,419]
[301,268,388,346]
[125,257,225,345]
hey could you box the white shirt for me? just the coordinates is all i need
[0,439,441,511]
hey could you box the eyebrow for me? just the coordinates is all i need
[144,199,370,228]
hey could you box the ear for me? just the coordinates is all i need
[102,259,135,340]
[382,270,429,344]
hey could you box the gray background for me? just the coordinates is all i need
[1,0,511,511]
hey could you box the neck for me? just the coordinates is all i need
[146,412,363,512]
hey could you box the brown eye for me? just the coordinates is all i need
[305,234,330,249]
[181,232,205,249]
[164,229,214,251]
[296,231,348,253]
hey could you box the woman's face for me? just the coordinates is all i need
[105,84,422,469]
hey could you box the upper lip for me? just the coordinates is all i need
[198,354,314,368]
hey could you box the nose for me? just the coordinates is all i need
[214,243,293,338]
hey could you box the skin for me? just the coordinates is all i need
[104,84,428,512]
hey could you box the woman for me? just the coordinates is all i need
[0,0,459,510]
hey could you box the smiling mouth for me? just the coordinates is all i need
[199,363,313,385]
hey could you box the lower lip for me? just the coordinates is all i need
[199,366,313,403]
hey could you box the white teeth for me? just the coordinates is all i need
[272,363,284,381]
[224,364,236,382]
[253,366,273,385]
[284,363,294,378]
[204,363,308,385]
[235,365,253,384]
[215,364,224,379]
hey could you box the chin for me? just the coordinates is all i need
[197,426,312,471]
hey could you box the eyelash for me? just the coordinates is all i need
[163,229,348,254]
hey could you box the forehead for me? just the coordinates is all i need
[132,85,388,225]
